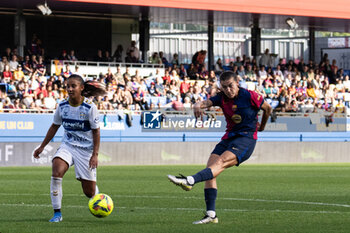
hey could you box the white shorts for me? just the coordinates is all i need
[53,143,97,182]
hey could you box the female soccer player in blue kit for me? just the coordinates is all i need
[33,74,106,222]
[168,71,272,224]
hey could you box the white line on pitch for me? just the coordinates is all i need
[0,203,349,215]
[1,192,350,208]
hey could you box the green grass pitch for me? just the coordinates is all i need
[1,164,350,233]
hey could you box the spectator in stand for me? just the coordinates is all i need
[126,41,140,63]
[123,67,131,80]
[308,60,316,70]
[198,66,208,80]
[214,58,224,74]
[68,50,78,61]
[237,65,246,79]
[153,77,164,96]
[72,65,84,78]
[276,58,286,72]
[159,51,169,67]
[58,50,69,60]
[104,67,115,85]
[208,70,217,82]
[331,59,338,71]
[94,49,104,62]
[22,55,33,75]
[180,76,190,98]
[114,66,124,88]
[61,65,72,79]
[178,64,188,79]
[171,53,179,66]
[187,63,197,80]
[273,65,284,80]
[245,64,256,81]
[234,56,242,67]
[301,66,308,79]
[0,56,9,72]
[9,55,19,72]
[2,64,12,83]
[343,75,350,91]
[13,65,25,82]
[104,51,113,62]
[150,52,161,64]
[258,66,267,80]
[162,70,171,84]
[283,65,293,79]
[36,56,46,76]
[3,47,12,60]
[113,44,123,62]
[30,54,38,70]
[29,34,42,56]
[297,58,305,72]
[259,49,273,67]
[170,70,181,83]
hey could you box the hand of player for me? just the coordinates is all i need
[33,146,44,159]
[257,122,265,132]
[193,102,203,119]
[89,154,98,169]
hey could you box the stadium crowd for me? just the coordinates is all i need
[0,43,349,114]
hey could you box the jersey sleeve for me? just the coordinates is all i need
[209,93,222,107]
[53,106,62,125]
[249,90,264,109]
[89,104,100,129]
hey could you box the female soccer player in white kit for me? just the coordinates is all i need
[33,74,106,222]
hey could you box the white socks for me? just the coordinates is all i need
[50,177,62,210]
[187,176,195,185]
[207,210,216,218]
[95,185,99,195]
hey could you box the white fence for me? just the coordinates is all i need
[50,60,165,78]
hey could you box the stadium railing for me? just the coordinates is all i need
[50,60,165,78]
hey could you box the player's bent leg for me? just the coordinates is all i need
[50,158,69,223]
[208,150,238,177]
[167,154,221,191]
[80,179,97,198]
[52,157,69,178]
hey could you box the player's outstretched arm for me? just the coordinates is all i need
[33,124,60,158]
[89,128,100,169]
[193,100,213,118]
[258,101,272,132]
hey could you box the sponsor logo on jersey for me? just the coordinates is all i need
[63,106,69,117]
[80,112,86,119]
[231,114,242,124]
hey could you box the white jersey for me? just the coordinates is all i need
[53,97,100,150]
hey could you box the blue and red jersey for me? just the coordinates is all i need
[209,88,264,140]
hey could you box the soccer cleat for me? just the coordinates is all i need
[49,212,63,222]
[167,174,193,191]
[192,214,219,224]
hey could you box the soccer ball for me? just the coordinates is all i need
[88,193,114,218]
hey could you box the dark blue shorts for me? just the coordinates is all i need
[211,136,257,166]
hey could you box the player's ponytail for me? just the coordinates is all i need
[67,74,107,97]
[82,80,107,97]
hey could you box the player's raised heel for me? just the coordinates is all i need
[193,214,218,224]
[167,174,193,191]
[49,212,63,222]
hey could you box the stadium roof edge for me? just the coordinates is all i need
[61,0,350,20]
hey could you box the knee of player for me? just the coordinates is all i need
[52,171,65,178]
[83,189,95,198]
